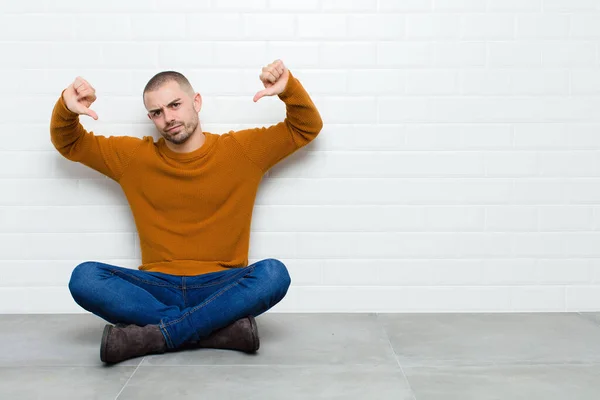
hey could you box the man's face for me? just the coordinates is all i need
[144,81,202,145]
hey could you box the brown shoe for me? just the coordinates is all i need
[184,316,259,353]
[100,324,167,364]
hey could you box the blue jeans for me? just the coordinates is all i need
[68,258,291,349]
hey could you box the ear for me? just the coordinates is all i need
[147,113,152,120]
[194,92,202,113]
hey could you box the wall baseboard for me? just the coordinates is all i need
[1,285,599,313]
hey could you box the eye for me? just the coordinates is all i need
[152,110,161,117]
[171,102,180,108]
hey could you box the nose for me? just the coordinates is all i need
[163,109,176,124]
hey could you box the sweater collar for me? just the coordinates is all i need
[158,132,216,161]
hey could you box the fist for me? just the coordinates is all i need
[62,77,98,120]
[253,59,290,102]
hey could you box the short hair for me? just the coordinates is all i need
[143,71,194,97]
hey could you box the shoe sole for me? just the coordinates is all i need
[100,324,112,363]
[248,315,259,353]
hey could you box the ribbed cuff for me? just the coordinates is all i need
[54,89,80,121]
[277,70,300,101]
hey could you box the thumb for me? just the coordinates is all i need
[83,107,98,120]
[253,88,274,102]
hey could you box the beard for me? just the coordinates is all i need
[162,117,198,145]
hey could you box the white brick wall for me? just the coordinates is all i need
[1,0,600,313]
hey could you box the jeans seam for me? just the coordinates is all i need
[162,265,255,328]
[110,269,180,288]
[182,277,187,308]
[164,280,241,328]
[185,267,251,289]
[160,322,174,348]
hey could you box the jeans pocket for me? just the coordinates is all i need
[185,266,252,289]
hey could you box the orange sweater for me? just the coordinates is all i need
[50,71,323,276]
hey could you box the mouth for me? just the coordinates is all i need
[166,124,182,133]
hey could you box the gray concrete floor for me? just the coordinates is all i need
[1,312,600,399]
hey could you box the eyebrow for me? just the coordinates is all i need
[148,98,182,114]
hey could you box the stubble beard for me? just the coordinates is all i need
[163,118,198,145]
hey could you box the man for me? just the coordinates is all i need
[49,60,323,364]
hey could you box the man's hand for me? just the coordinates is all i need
[62,76,99,120]
[253,59,290,102]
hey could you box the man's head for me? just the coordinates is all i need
[143,71,202,145]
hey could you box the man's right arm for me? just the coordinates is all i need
[50,78,143,182]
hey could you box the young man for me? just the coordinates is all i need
[50,60,323,364]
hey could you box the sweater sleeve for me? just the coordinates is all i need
[230,70,323,173]
[50,92,143,182]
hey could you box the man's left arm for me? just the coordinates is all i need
[229,60,323,174]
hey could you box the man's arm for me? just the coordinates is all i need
[230,60,323,174]
[50,77,143,182]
